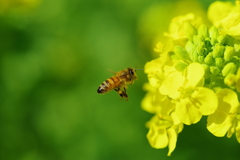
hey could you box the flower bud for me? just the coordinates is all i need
[175,62,188,71]
[174,46,191,62]
[204,54,214,65]
[212,44,224,58]
[183,22,197,40]
[193,35,197,45]
[224,73,236,87]
[209,26,218,45]
[192,50,199,62]
[193,34,203,46]
[196,42,205,56]
[198,56,205,63]
[217,34,227,45]
[198,24,209,39]
[222,62,237,76]
[224,46,235,61]
[216,58,224,68]
[202,64,210,79]
[234,40,240,54]
[185,41,195,59]
[210,66,220,76]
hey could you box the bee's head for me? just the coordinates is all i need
[127,67,138,80]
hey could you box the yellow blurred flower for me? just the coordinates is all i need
[0,0,40,15]
[164,13,202,42]
[144,97,183,156]
[208,1,240,39]
[207,89,240,142]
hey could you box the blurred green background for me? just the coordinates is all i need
[0,0,240,160]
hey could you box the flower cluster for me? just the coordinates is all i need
[142,1,240,156]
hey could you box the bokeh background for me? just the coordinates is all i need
[0,0,240,160]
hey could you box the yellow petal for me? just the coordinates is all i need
[235,121,240,143]
[144,58,163,74]
[191,87,218,115]
[216,89,239,113]
[224,20,240,39]
[147,124,168,149]
[184,63,204,89]
[207,1,233,26]
[164,71,185,99]
[141,91,168,114]
[141,92,156,114]
[175,98,202,125]
[167,128,177,156]
[227,119,237,138]
[207,111,233,137]
[207,89,239,137]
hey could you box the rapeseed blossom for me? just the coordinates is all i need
[142,1,240,156]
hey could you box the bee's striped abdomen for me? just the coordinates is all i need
[97,76,120,94]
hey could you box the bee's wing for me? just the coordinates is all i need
[107,69,117,74]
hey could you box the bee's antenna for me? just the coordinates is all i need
[134,65,143,71]
[134,65,144,71]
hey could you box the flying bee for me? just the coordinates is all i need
[97,67,138,101]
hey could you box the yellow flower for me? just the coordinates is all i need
[142,0,240,156]
[146,99,183,156]
[164,13,202,41]
[207,89,240,142]
[208,1,240,39]
[141,83,166,114]
[163,63,218,125]
[0,0,41,15]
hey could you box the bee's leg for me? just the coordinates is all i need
[114,88,128,101]
[122,87,128,101]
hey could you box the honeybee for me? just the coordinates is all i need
[97,67,138,101]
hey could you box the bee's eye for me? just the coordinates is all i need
[129,70,134,75]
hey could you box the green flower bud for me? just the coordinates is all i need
[184,22,197,40]
[234,40,240,54]
[174,46,191,62]
[210,66,220,76]
[202,64,210,79]
[212,44,224,58]
[204,53,214,65]
[175,62,188,71]
[215,58,224,68]
[224,46,235,62]
[222,62,237,76]
[198,24,209,39]
[185,41,195,59]
[217,34,227,45]
[196,42,205,56]
[198,56,205,63]
[224,73,236,88]
[191,50,199,62]
[193,35,197,45]
[209,26,218,45]
[193,34,204,46]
